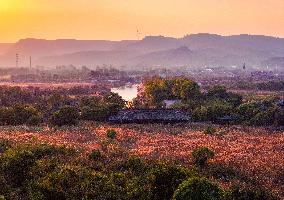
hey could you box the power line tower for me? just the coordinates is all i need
[29,56,32,69]
[136,28,142,40]
[16,53,19,68]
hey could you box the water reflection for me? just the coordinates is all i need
[111,85,138,101]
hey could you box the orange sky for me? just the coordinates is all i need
[0,0,283,42]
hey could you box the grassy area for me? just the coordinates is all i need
[0,122,283,198]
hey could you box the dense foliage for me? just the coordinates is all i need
[0,85,125,126]
[236,81,284,91]
[136,77,283,126]
[172,177,224,200]
[192,147,215,167]
[0,142,277,200]
[142,77,200,107]
[0,80,282,127]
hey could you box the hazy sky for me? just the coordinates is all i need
[0,0,283,42]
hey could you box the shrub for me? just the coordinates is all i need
[0,105,42,126]
[81,105,110,121]
[26,114,43,126]
[206,86,242,107]
[0,140,12,153]
[103,92,126,114]
[203,126,216,135]
[30,166,84,200]
[107,129,117,139]
[89,149,101,160]
[226,185,276,200]
[192,147,214,167]
[1,149,36,187]
[117,156,146,175]
[30,166,137,200]
[0,144,72,188]
[49,106,79,126]
[149,162,194,200]
[192,106,209,121]
[192,100,233,122]
[205,100,233,121]
[11,105,42,126]
[237,102,261,122]
[207,163,250,183]
[0,107,13,126]
[172,177,224,200]
[274,107,284,126]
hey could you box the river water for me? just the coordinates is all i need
[111,85,138,101]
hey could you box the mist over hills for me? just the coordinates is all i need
[0,43,13,55]
[0,33,283,69]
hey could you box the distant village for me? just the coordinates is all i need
[0,64,283,90]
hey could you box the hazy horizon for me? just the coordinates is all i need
[0,0,284,43]
[1,32,284,43]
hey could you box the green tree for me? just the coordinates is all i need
[49,106,79,126]
[81,105,109,121]
[1,149,36,187]
[207,86,242,107]
[144,77,172,107]
[103,92,125,114]
[143,77,201,108]
[172,77,201,100]
[172,177,224,200]
[149,162,193,200]
[192,106,209,121]
[237,102,261,122]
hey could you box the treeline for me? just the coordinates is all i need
[134,77,284,126]
[0,86,124,126]
[0,85,109,107]
[236,81,284,91]
[0,142,278,200]
[0,80,283,127]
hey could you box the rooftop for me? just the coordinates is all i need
[109,109,191,124]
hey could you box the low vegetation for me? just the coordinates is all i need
[0,78,282,199]
[0,141,278,200]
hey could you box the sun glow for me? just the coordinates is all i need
[0,0,284,42]
[0,1,14,11]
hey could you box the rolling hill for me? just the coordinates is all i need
[0,34,283,69]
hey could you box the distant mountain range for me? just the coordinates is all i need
[0,33,283,69]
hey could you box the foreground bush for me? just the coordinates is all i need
[1,149,36,187]
[81,105,110,121]
[172,177,224,200]
[203,126,216,135]
[0,105,42,126]
[226,185,277,200]
[149,162,194,200]
[89,149,101,160]
[107,129,117,139]
[0,144,72,188]
[49,106,79,126]
[192,147,215,168]
[0,141,280,200]
[30,166,149,200]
